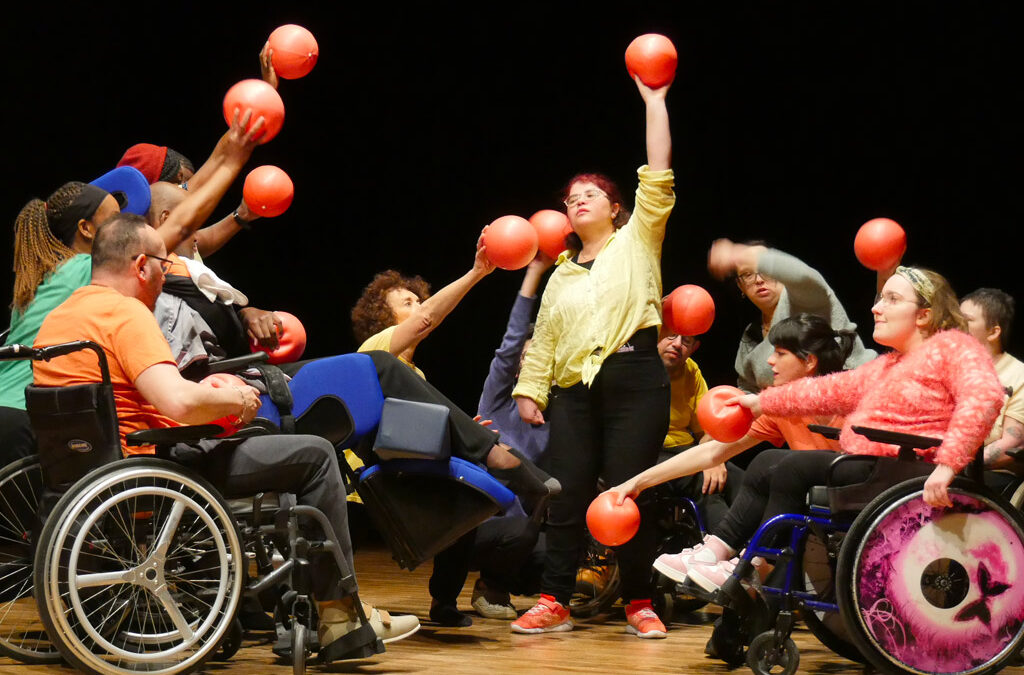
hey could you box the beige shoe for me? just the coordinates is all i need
[471,578,517,620]
[319,603,420,646]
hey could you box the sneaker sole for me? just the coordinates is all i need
[510,621,574,634]
[652,558,691,585]
[626,625,667,639]
[685,567,723,594]
[382,621,421,644]
[473,603,518,620]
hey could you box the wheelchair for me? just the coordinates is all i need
[0,343,516,673]
[696,425,1024,675]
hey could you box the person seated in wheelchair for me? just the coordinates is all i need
[608,267,1004,598]
[32,214,420,655]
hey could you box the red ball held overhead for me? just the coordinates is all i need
[697,385,754,443]
[586,492,641,547]
[625,33,678,88]
[483,216,539,270]
[854,218,906,271]
[529,209,572,260]
[199,372,250,437]
[250,311,307,364]
[243,165,295,217]
[222,79,285,144]
[667,284,715,336]
[268,24,319,80]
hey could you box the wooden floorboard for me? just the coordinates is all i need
[4,545,1023,674]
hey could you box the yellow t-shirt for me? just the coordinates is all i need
[986,352,1024,444]
[358,325,425,379]
[664,358,707,448]
[513,166,675,409]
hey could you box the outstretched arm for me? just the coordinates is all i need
[192,200,260,258]
[635,76,671,171]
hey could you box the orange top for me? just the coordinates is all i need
[34,285,179,455]
[747,413,844,452]
[166,252,190,277]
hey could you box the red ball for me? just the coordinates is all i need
[222,79,285,144]
[697,385,754,443]
[528,209,572,260]
[854,218,906,271]
[667,284,715,336]
[625,34,678,88]
[199,372,249,437]
[250,311,307,364]
[484,216,539,270]
[268,24,319,80]
[243,165,294,217]
[586,492,641,547]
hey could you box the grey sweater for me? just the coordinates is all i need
[734,248,876,393]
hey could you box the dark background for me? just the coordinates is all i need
[3,4,1021,412]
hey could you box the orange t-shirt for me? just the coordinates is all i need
[166,252,191,278]
[747,414,844,452]
[34,285,179,455]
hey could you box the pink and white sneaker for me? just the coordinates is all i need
[651,536,720,584]
[687,555,768,594]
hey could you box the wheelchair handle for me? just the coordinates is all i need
[1,340,112,386]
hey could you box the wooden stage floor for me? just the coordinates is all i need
[4,545,1023,674]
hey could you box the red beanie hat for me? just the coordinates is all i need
[117,143,168,184]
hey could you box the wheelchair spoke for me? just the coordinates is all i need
[151,586,195,642]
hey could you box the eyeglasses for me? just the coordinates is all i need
[135,253,173,274]
[874,291,923,308]
[563,189,608,208]
[737,271,769,286]
[664,334,698,348]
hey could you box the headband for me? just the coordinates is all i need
[47,183,112,246]
[895,266,935,306]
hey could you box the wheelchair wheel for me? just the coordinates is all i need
[746,630,799,675]
[837,477,1024,675]
[291,622,307,675]
[570,535,621,618]
[0,455,60,664]
[34,458,244,675]
[798,531,863,664]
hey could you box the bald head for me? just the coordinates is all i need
[147,181,189,228]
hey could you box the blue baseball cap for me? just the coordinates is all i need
[90,166,151,216]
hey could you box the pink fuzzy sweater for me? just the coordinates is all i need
[759,330,1004,472]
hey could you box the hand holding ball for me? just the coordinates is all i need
[697,385,754,443]
[268,24,319,80]
[587,492,641,546]
[250,311,306,364]
[854,218,906,271]
[483,216,539,270]
[529,210,572,260]
[243,166,294,217]
[199,373,250,437]
[625,34,678,88]
[223,79,285,144]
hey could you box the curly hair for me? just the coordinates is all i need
[351,270,432,344]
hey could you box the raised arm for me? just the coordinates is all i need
[387,230,495,356]
[634,76,671,171]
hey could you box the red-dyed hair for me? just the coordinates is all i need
[562,173,631,252]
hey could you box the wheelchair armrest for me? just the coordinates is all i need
[807,424,841,440]
[851,425,942,450]
[127,425,229,445]
[201,352,269,376]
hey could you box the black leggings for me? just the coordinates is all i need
[714,449,875,550]
[540,347,670,605]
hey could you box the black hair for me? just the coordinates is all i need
[962,287,1014,347]
[767,313,856,375]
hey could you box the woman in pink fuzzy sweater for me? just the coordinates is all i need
[626,266,1005,593]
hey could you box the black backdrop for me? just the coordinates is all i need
[3,3,1021,412]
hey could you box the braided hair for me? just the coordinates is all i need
[11,182,81,313]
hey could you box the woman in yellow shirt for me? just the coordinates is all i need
[511,75,674,638]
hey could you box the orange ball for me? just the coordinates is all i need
[250,311,307,364]
[222,79,285,144]
[484,216,539,270]
[667,284,715,336]
[243,165,294,217]
[697,385,754,443]
[625,34,678,88]
[586,492,641,547]
[268,24,319,80]
[528,209,572,260]
[854,218,906,271]
[200,372,249,437]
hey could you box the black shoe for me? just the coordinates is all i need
[429,604,473,627]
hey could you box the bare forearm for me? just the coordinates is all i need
[156,160,246,252]
[194,216,243,258]
[646,97,671,171]
[983,418,1024,468]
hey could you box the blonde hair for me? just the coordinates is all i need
[900,266,966,336]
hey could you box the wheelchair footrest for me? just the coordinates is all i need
[317,623,384,663]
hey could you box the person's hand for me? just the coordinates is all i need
[221,107,267,165]
[234,384,262,424]
[240,307,283,349]
[702,463,728,494]
[634,75,670,103]
[727,393,763,418]
[707,238,739,279]
[473,415,493,428]
[259,41,279,89]
[528,251,555,273]
[516,396,545,425]
[235,200,260,225]
[923,464,956,508]
[473,229,496,276]
[604,479,641,505]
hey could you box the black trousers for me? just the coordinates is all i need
[658,448,745,531]
[540,348,670,605]
[0,406,36,467]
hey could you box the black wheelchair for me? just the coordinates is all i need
[695,425,1024,675]
[0,343,516,674]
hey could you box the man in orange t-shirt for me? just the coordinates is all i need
[33,214,419,651]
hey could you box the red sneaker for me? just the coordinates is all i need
[510,596,572,634]
[625,602,667,639]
